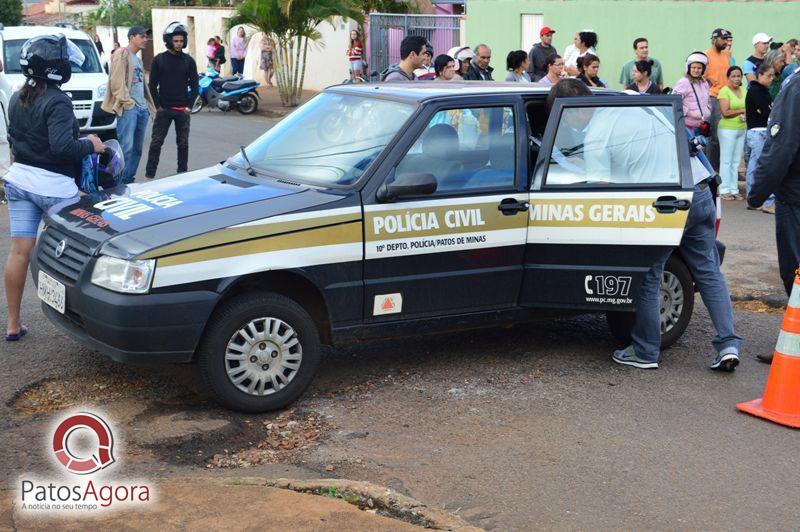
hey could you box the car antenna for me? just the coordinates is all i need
[239,145,256,176]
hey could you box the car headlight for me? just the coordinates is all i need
[97,83,107,98]
[91,256,155,294]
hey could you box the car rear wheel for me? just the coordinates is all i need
[606,255,695,349]
[237,93,258,115]
[198,292,321,412]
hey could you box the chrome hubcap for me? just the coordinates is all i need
[224,317,302,396]
[660,271,683,334]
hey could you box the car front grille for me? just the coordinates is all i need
[65,90,93,101]
[37,226,93,284]
[73,103,92,111]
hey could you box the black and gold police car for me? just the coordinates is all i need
[33,82,720,412]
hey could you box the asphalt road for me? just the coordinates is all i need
[1,112,796,530]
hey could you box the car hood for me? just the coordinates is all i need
[47,165,354,259]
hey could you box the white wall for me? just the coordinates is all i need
[153,7,359,90]
[152,7,235,75]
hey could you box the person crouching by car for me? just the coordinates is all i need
[2,34,105,342]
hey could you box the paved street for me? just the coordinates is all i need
[1,111,797,530]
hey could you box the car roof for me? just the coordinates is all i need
[327,81,620,103]
[1,25,92,41]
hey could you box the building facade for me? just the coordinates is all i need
[466,0,799,88]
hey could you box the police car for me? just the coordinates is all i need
[33,82,721,412]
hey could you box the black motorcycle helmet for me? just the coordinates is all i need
[163,21,188,50]
[19,34,85,85]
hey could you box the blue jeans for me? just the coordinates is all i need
[4,181,79,238]
[231,57,245,76]
[116,105,149,184]
[745,128,775,208]
[631,185,743,362]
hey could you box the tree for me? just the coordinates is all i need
[81,0,158,33]
[230,0,363,107]
[0,0,22,27]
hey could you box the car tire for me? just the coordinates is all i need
[606,255,695,349]
[198,292,321,413]
[236,93,258,115]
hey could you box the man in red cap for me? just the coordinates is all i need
[527,26,557,81]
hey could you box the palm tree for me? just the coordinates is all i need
[230,0,363,107]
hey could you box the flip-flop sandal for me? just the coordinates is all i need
[5,326,27,341]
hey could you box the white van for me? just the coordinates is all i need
[0,25,115,136]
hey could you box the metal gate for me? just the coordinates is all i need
[369,13,462,78]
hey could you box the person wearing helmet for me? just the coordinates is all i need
[144,21,199,179]
[447,46,474,80]
[2,34,105,342]
[672,52,712,138]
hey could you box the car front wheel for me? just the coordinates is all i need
[606,254,695,349]
[198,292,321,413]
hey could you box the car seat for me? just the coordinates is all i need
[465,133,515,189]
[398,123,464,191]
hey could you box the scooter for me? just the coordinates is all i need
[192,67,260,115]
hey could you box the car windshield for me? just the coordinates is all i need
[3,38,103,74]
[231,93,415,186]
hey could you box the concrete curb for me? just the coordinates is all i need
[262,478,483,531]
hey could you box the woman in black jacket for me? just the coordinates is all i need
[2,34,104,341]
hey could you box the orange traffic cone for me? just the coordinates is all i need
[737,271,800,428]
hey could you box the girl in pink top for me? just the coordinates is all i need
[231,26,247,76]
[672,51,711,131]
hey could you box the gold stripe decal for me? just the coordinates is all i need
[157,222,362,267]
[366,199,527,242]
[140,209,362,259]
[528,198,687,228]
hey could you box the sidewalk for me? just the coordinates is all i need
[255,86,318,119]
[2,477,481,531]
[3,480,416,531]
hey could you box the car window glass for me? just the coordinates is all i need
[3,39,103,74]
[234,93,414,185]
[396,106,516,193]
[544,105,679,186]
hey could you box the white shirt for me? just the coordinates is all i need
[584,107,679,184]
[3,162,78,198]
[564,45,596,70]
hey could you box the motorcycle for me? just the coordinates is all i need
[192,67,260,115]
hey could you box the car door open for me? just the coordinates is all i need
[520,95,694,310]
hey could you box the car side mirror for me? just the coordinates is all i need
[377,172,437,202]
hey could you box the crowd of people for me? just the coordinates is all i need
[378,28,800,213]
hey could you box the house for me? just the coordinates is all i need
[466,0,799,89]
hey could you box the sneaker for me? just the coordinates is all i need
[710,348,740,372]
[612,346,659,369]
[760,204,776,214]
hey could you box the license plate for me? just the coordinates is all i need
[38,270,65,314]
